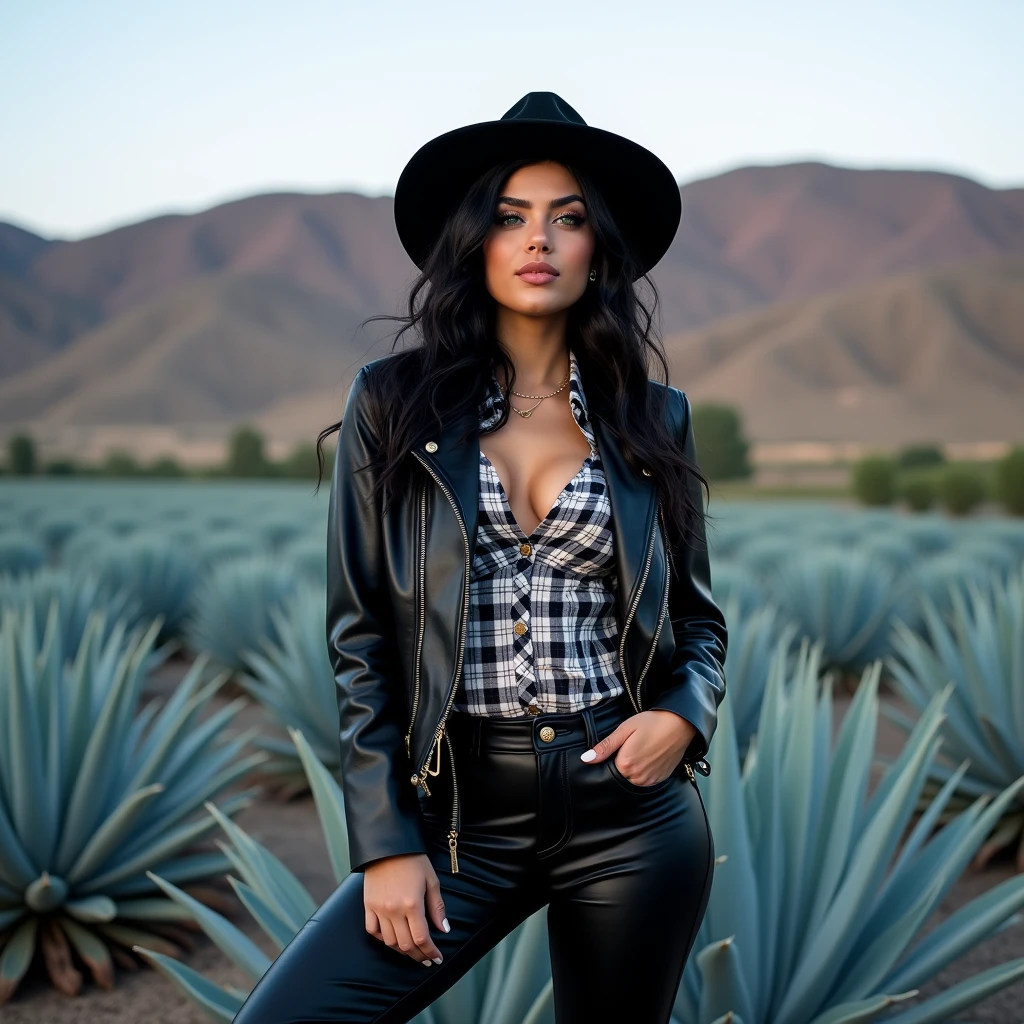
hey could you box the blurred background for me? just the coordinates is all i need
[2,3,1024,1022]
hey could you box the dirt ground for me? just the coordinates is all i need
[5,655,1024,1024]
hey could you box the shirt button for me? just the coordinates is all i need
[514,621,528,636]
[519,543,532,556]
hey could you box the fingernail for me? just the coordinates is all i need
[432,955,443,963]
[580,749,596,762]
[422,959,432,966]
[442,918,450,933]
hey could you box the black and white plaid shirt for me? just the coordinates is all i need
[452,348,627,717]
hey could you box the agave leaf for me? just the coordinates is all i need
[775,689,948,1023]
[54,617,162,871]
[520,976,554,1024]
[204,800,317,925]
[808,988,918,1024]
[829,875,945,1004]
[803,662,879,944]
[132,945,241,1021]
[288,727,350,881]
[490,910,551,1024]
[696,935,756,1024]
[703,689,761,1008]
[64,894,117,922]
[59,914,115,990]
[882,875,1024,992]
[0,788,36,888]
[883,957,1024,1024]
[0,907,26,929]
[114,897,196,922]
[0,916,38,1003]
[978,714,1024,778]
[5,614,52,865]
[887,759,972,879]
[145,870,270,981]
[106,848,237,897]
[81,811,223,892]
[40,916,83,995]
[225,876,295,951]
[65,783,165,884]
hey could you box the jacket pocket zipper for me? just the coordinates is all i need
[619,497,662,715]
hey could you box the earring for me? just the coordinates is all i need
[588,268,597,282]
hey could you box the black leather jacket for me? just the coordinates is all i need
[326,357,728,875]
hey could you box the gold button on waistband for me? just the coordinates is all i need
[539,725,555,742]
[425,440,438,453]
[513,621,528,635]
[519,542,532,556]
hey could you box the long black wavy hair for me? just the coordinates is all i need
[314,156,713,557]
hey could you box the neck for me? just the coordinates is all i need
[493,305,571,391]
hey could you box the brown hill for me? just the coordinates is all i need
[3,161,1023,381]
[0,272,372,428]
[663,254,1024,444]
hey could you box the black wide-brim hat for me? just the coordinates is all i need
[394,92,681,280]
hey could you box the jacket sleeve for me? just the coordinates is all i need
[326,365,429,873]
[646,389,729,763]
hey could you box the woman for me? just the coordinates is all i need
[233,91,728,1024]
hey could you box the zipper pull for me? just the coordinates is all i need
[448,829,459,873]
[418,771,432,797]
[695,758,711,777]
[405,733,411,758]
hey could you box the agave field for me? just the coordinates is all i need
[1,477,1024,1022]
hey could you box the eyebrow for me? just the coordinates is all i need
[496,193,586,209]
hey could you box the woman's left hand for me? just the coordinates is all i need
[580,710,697,786]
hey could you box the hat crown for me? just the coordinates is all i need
[500,91,587,127]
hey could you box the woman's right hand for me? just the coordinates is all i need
[363,853,451,966]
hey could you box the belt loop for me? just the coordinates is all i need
[583,704,599,750]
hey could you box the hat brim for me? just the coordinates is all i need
[394,119,681,279]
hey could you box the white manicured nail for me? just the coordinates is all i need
[580,749,596,762]
[442,918,450,933]
[433,956,443,963]
[422,959,432,966]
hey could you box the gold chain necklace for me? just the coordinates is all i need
[504,361,571,419]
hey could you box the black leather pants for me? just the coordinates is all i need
[231,692,714,1024]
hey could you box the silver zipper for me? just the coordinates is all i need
[444,730,460,873]
[405,480,428,760]
[409,449,470,871]
[618,497,661,715]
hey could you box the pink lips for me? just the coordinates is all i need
[516,261,559,285]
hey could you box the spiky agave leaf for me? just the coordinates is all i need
[886,561,1024,870]
[236,581,339,794]
[0,599,262,1004]
[673,638,1024,1024]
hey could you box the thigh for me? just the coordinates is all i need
[231,836,543,1024]
[545,771,715,1024]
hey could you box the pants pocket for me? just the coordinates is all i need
[605,757,676,795]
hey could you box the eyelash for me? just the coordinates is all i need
[495,210,587,228]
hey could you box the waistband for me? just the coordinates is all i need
[445,691,635,756]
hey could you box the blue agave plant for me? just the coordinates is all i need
[0,567,149,664]
[886,562,1024,871]
[135,729,554,1023]
[673,638,1024,1023]
[0,602,266,1003]
[184,554,300,672]
[237,581,339,796]
[765,547,914,674]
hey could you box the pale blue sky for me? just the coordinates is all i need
[2,0,1020,240]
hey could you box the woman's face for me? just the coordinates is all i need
[481,160,596,318]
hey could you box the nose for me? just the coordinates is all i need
[527,224,551,254]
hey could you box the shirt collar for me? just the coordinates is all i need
[478,349,596,455]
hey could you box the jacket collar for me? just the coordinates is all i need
[414,360,659,623]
